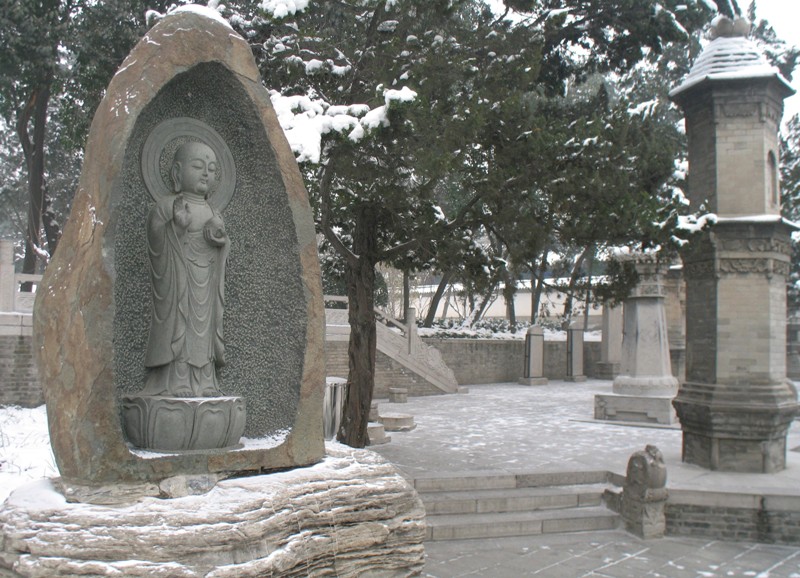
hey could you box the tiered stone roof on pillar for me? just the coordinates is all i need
[669,16,798,473]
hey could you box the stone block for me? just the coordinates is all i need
[388,387,408,403]
[594,393,677,425]
[367,422,391,445]
[381,412,416,432]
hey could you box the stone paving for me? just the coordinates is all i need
[370,380,800,578]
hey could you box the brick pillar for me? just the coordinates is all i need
[670,16,798,472]
[675,221,797,472]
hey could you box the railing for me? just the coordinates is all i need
[324,295,457,394]
[0,240,41,314]
[324,294,417,355]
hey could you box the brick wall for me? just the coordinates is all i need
[666,504,800,545]
[420,338,601,385]
[0,335,42,407]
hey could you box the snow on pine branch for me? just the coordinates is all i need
[270,87,418,163]
[258,0,310,19]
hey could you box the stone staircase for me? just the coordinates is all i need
[413,470,621,541]
[325,302,458,395]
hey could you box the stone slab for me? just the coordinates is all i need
[0,444,425,577]
[594,393,677,425]
[381,413,416,432]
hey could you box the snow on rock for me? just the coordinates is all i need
[0,443,425,577]
[171,4,232,28]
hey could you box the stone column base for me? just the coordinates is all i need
[0,444,426,576]
[595,394,677,425]
[673,386,798,473]
[519,376,549,386]
[565,375,587,383]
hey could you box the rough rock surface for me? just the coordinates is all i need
[0,445,426,577]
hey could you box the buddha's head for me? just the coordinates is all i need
[171,141,219,197]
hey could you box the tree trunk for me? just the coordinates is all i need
[582,249,595,331]
[530,247,549,324]
[402,269,410,319]
[469,279,498,327]
[337,207,378,448]
[18,82,51,287]
[423,271,452,327]
[561,246,591,329]
[501,268,517,332]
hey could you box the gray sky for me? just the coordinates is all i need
[753,0,800,120]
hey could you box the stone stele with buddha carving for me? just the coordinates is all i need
[32,4,327,489]
[1,7,425,576]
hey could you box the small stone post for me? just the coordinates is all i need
[565,323,586,382]
[620,445,667,540]
[519,325,548,385]
[595,304,622,379]
[406,306,417,355]
[0,240,15,312]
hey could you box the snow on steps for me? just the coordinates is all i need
[414,470,621,541]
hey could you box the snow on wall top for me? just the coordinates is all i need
[670,17,793,98]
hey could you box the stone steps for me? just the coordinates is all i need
[414,471,621,542]
[422,484,607,515]
[425,506,620,541]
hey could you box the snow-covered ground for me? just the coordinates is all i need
[417,326,602,341]
[0,405,56,503]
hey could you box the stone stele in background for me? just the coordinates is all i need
[2,6,426,576]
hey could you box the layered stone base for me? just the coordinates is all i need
[594,394,677,425]
[674,385,799,473]
[0,444,426,577]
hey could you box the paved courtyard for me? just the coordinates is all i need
[370,380,800,577]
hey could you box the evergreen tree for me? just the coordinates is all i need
[0,0,170,274]
[225,0,714,446]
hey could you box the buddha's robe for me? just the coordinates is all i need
[142,196,227,397]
